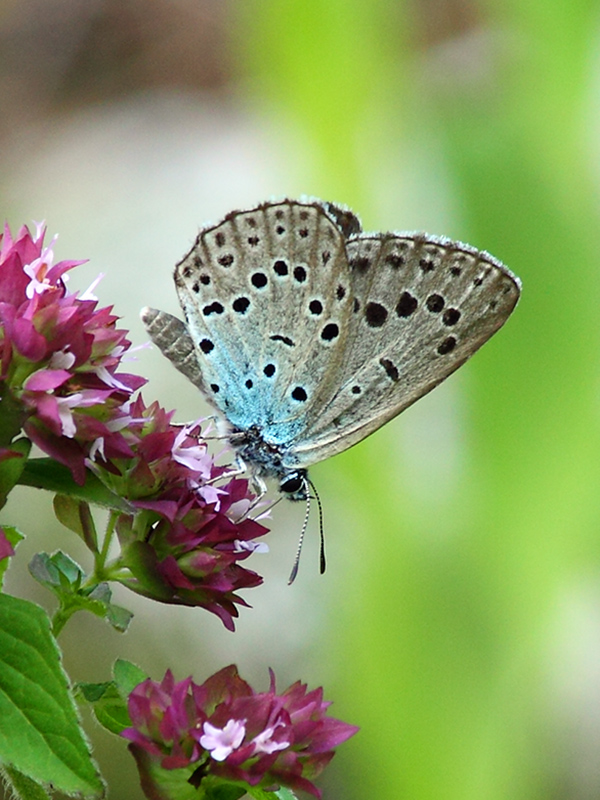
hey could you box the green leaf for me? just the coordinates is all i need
[113,659,147,697]
[77,661,147,736]
[92,693,131,735]
[0,594,104,797]
[87,586,133,633]
[247,788,297,800]
[1,765,52,800]
[129,752,201,800]
[76,681,113,703]
[273,789,297,800]
[0,526,24,590]
[53,495,98,552]
[121,540,173,599]
[103,602,133,632]
[0,437,31,508]
[19,458,133,513]
[29,551,84,591]
[129,752,243,800]
[28,552,133,634]
[206,784,247,800]
[86,683,132,735]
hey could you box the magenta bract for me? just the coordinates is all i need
[122,666,359,798]
[0,223,271,628]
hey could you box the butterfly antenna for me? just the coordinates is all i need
[287,477,326,584]
[307,477,326,574]
[287,477,311,585]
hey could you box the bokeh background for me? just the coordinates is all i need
[2,1,600,798]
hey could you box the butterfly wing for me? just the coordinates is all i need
[142,307,207,391]
[289,232,521,466]
[171,200,355,440]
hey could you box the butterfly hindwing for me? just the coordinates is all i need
[142,307,206,392]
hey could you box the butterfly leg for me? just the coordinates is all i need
[250,472,268,500]
[202,455,249,487]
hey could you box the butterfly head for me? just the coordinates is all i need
[227,424,308,500]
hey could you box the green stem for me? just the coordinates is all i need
[101,565,131,581]
[0,385,27,448]
[51,607,71,638]
[94,510,118,579]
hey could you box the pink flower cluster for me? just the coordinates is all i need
[0,222,270,628]
[105,399,269,629]
[123,666,359,798]
[0,222,144,479]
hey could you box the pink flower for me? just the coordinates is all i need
[0,222,144,481]
[122,666,359,798]
[0,223,272,629]
[200,719,247,761]
[101,398,269,631]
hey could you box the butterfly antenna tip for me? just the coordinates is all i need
[307,477,326,575]
[287,477,311,584]
[288,477,326,584]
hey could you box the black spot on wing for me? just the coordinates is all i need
[270,334,295,347]
[203,302,224,316]
[396,292,417,317]
[380,358,399,382]
[443,308,461,326]
[321,323,339,341]
[426,294,445,313]
[291,386,308,402]
[365,302,388,327]
[251,272,268,288]
[437,336,456,355]
[233,297,250,314]
[294,266,307,282]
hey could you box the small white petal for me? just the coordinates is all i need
[233,540,269,554]
[251,723,289,755]
[49,349,76,370]
[79,273,104,301]
[200,719,246,762]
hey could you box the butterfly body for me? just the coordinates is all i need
[142,199,521,498]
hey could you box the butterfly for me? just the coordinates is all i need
[142,199,521,502]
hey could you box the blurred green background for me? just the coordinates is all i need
[2,0,600,798]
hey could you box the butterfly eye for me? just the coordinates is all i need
[279,472,305,496]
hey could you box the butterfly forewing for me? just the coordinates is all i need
[173,201,353,435]
[290,232,520,466]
